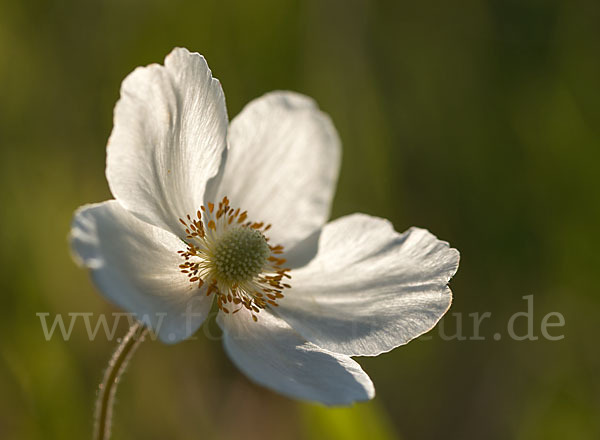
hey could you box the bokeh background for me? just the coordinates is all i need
[1,0,599,439]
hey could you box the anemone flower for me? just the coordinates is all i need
[70,48,459,408]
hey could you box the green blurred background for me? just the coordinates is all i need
[1,0,599,439]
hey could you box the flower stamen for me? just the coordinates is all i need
[178,196,291,321]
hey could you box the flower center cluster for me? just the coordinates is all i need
[178,197,290,321]
[213,227,271,284]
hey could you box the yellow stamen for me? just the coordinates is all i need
[178,196,291,321]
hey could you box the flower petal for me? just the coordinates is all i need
[207,91,341,250]
[276,214,459,356]
[70,200,212,343]
[106,47,228,236]
[217,309,374,406]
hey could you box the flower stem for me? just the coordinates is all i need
[94,322,148,440]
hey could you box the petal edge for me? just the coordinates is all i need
[106,47,228,237]
[70,200,212,343]
[276,214,459,356]
[218,309,374,406]
[207,91,341,251]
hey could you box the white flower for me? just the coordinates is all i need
[70,47,459,406]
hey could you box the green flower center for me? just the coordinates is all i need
[178,197,290,321]
[212,227,270,284]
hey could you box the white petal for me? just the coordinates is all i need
[106,47,228,236]
[276,214,459,356]
[207,91,341,250]
[70,200,212,343]
[217,309,374,406]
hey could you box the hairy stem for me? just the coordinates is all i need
[94,322,148,440]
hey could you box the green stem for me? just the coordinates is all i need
[93,322,148,440]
